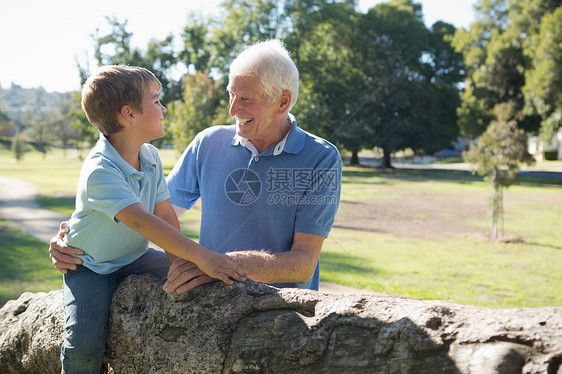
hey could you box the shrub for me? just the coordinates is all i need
[543,149,558,161]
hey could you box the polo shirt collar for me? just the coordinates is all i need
[96,133,157,177]
[231,113,305,156]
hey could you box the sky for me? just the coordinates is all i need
[0,0,477,93]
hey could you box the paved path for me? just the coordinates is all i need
[0,176,374,295]
[343,154,562,180]
[0,176,69,243]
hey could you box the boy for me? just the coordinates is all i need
[60,65,247,373]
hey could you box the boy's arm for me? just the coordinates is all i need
[153,199,181,264]
[115,203,247,285]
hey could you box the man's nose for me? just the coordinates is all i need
[229,97,239,116]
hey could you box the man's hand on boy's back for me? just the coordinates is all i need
[49,222,83,274]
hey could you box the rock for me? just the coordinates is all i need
[0,274,561,373]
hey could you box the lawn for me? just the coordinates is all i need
[0,218,62,306]
[0,146,561,308]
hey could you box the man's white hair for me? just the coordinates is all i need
[228,39,299,111]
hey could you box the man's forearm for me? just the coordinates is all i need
[226,249,317,285]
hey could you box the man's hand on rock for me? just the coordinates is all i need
[163,258,216,294]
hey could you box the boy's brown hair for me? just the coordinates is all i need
[81,65,162,136]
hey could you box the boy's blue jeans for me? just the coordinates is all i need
[60,248,170,374]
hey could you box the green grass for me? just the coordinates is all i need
[322,229,561,308]
[329,166,562,308]
[0,146,561,308]
[0,218,62,306]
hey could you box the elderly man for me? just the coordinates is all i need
[50,39,341,292]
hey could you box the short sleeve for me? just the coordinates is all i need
[294,149,342,238]
[166,134,202,210]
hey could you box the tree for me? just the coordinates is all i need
[456,82,495,138]
[167,71,228,153]
[66,91,98,150]
[179,13,214,75]
[351,0,430,169]
[81,17,178,106]
[452,0,560,139]
[464,103,534,241]
[20,112,55,159]
[522,5,562,143]
[11,132,26,161]
[290,1,365,163]
[0,105,13,138]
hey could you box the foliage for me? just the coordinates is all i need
[522,6,562,142]
[464,103,535,241]
[11,132,26,161]
[0,104,13,138]
[341,1,463,168]
[166,71,228,153]
[82,17,179,106]
[456,83,495,137]
[163,0,463,165]
[66,91,98,148]
[453,0,560,140]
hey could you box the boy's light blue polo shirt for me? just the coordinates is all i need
[167,115,342,290]
[66,134,170,274]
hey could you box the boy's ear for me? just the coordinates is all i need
[119,105,135,122]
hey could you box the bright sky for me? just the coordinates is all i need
[0,0,476,93]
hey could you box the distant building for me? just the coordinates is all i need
[528,128,562,161]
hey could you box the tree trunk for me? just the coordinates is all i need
[349,149,360,166]
[381,148,392,172]
[1,275,561,374]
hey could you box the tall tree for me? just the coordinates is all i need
[453,0,560,139]
[522,5,562,143]
[179,13,214,75]
[81,17,178,105]
[350,0,429,169]
[208,0,283,79]
[291,1,364,162]
[167,71,228,153]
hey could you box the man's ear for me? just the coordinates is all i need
[278,90,292,113]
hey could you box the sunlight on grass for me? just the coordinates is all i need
[322,228,561,308]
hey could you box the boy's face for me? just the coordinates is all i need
[134,86,166,141]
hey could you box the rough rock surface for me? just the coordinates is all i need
[1,274,560,373]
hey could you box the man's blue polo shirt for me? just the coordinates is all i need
[66,135,170,274]
[166,115,342,290]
